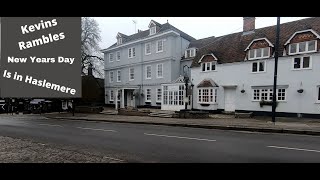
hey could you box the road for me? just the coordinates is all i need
[0,114,320,162]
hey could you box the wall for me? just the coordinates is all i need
[191,52,320,114]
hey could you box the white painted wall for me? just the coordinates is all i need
[191,52,320,114]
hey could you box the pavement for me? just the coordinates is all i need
[43,112,320,136]
[0,135,123,163]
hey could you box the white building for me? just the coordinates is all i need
[189,17,320,118]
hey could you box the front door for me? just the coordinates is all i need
[224,88,236,112]
[126,90,135,108]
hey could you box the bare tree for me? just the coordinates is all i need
[81,17,103,77]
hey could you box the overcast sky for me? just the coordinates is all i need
[94,17,309,50]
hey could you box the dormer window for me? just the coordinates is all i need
[117,38,122,45]
[185,48,196,58]
[248,47,270,60]
[245,38,273,60]
[289,40,316,55]
[150,26,156,35]
[201,62,216,72]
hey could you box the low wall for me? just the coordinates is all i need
[118,108,150,116]
[75,106,103,113]
[178,110,209,119]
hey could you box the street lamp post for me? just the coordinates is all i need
[183,65,190,110]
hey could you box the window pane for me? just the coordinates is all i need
[253,89,260,100]
[308,41,316,51]
[259,62,264,72]
[299,42,306,52]
[206,63,210,71]
[211,62,216,71]
[318,87,320,101]
[249,49,254,59]
[256,49,262,58]
[294,58,301,69]
[263,47,269,57]
[252,62,258,72]
[303,57,310,68]
[290,44,297,54]
[202,63,205,71]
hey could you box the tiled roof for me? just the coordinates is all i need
[188,36,216,49]
[103,20,196,51]
[181,35,217,61]
[197,79,219,88]
[191,17,320,67]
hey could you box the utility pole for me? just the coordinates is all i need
[272,17,281,123]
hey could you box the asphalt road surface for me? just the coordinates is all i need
[0,114,319,162]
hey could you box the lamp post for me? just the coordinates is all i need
[272,17,281,123]
[183,65,190,110]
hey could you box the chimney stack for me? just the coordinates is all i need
[243,17,255,33]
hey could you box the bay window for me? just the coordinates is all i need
[198,88,215,104]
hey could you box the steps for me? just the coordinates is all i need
[149,111,176,118]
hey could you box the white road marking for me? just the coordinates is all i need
[267,145,320,153]
[38,124,63,127]
[144,133,216,142]
[76,127,116,132]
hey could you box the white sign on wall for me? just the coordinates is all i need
[167,86,179,91]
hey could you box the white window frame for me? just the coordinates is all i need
[110,90,114,101]
[145,43,151,55]
[316,86,320,103]
[156,40,164,53]
[109,53,114,62]
[150,26,156,35]
[129,68,134,81]
[146,65,152,79]
[288,40,317,55]
[128,47,136,58]
[197,88,215,104]
[185,48,196,58]
[156,63,163,78]
[117,70,121,82]
[248,47,270,60]
[145,89,151,102]
[109,71,114,83]
[252,88,286,102]
[251,61,266,73]
[117,38,122,45]
[201,61,217,72]
[157,88,162,102]
[116,51,120,61]
[277,89,286,102]
[292,56,312,70]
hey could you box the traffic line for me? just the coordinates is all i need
[267,145,320,153]
[76,127,116,132]
[38,124,63,127]
[144,133,216,142]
